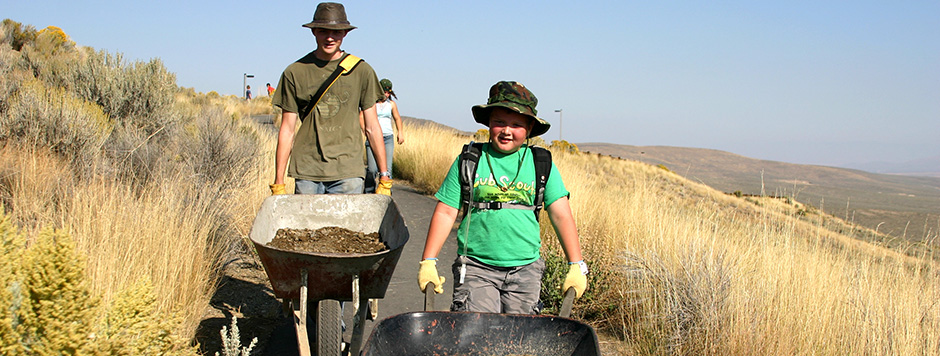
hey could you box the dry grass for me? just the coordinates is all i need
[0,112,275,339]
[396,122,940,355]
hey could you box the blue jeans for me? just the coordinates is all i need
[364,134,394,194]
[294,178,364,194]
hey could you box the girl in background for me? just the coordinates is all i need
[364,78,404,193]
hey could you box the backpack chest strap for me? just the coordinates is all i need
[468,202,536,211]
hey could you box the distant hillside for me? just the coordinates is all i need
[402,116,472,136]
[843,155,940,177]
[578,143,940,241]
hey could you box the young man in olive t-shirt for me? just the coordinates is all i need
[270,2,391,196]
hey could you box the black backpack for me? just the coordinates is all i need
[457,142,553,222]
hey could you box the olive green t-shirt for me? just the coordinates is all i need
[434,144,570,267]
[273,52,383,182]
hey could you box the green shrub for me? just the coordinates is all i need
[473,128,489,142]
[550,140,580,153]
[100,278,197,355]
[69,48,178,135]
[18,228,99,355]
[0,209,27,354]
[0,210,199,355]
[179,106,261,189]
[539,245,607,319]
[1,19,38,51]
[527,136,546,147]
[0,78,112,167]
[33,26,73,56]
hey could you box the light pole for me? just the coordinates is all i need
[554,109,563,141]
[243,73,254,99]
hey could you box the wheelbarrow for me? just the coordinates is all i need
[249,194,409,356]
[360,284,601,355]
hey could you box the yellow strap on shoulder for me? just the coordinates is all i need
[317,54,362,108]
[340,54,361,74]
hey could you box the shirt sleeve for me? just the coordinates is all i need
[272,70,298,113]
[357,61,383,111]
[433,156,463,209]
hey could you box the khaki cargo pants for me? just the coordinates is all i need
[450,256,545,314]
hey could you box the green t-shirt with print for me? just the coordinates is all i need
[435,144,569,267]
[273,51,383,182]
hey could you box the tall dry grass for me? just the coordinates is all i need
[0,117,274,340]
[1,20,277,351]
[396,122,940,355]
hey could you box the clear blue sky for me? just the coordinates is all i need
[5,0,938,169]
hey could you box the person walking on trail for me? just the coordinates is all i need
[269,2,392,196]
[417,81,588,314]
[363,78,404,194]
[266,82,275,96]
[245,85,252,100]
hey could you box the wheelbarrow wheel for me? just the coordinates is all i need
[315,300,342,356]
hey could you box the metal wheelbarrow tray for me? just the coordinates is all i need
[361,311,600,356]
[249,194,409,356]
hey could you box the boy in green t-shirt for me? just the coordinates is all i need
[418,81,588,314]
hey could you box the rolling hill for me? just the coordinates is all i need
[577,143,940,242]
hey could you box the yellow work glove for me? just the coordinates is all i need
[376,179,392,196]
[269,183,286,195]
[562,261,588,298]
[417,259,445,294]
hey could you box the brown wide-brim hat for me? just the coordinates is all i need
[302,2,357,31]
[471,81,550,138]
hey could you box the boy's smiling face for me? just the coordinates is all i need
[488,108,534,154]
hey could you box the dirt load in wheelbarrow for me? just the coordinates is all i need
[249,194,409,356]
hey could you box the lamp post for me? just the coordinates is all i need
[554,109,563,142]
[243,73,255,99]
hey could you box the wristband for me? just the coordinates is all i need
[423,257,438,261]
[379,171,392,177]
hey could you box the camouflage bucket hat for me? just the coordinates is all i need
[302,2,357,31]
[471,81,550,137]
[380,78,393,92]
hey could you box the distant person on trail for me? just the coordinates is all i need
[269,2,391,196]
[266,82,275,96]
[245,85,252,100]
[363,78,404,194]
[417,81,588,314]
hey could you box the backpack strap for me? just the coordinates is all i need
[530,146,552,222]
[298,53,362,122]
[458,143,553,222]
[458,142,485,221]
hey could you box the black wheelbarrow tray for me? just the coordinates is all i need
[361,311,601,356]
[249,194,409,356]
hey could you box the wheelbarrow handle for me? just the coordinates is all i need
[559,287,576,318]
[424,282,436,311]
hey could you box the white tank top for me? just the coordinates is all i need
[375,101,394,136]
